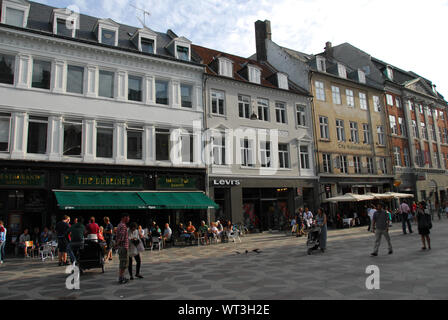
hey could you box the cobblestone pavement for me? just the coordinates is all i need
[0,219,447,300]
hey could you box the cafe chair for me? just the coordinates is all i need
[151,237,162,251]
[228,230,242,243]
[39,243,54,262]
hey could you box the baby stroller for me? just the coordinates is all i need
[76,240,105,274]
[306,225,321,255]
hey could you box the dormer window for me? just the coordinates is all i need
[176,45,189,61]
[218,57,233,77]
[132,28,157,54]
[1,0,30,28]
[316,56,326,72]
[96,19,119,46]
[141,38,154,54]
[52,8,79,38]
[277,73,288,90]
[166,36,191,61]
[386,66,394,80]
[101,29,116,46]
[358,69,366,84]
[56,18,73,37]
[248,65,261,84]
[338,63,347,79]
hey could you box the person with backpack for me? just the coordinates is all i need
[416,202,431,250]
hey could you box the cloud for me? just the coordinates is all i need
[32,0,448,97]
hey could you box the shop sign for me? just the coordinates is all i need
[62,174,144,189]
[211,179,241,187]
[157,176,198,190]
[0,172,46,187]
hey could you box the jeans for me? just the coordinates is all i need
[373,229,392,254]
[128,254,141,276]
[67,242,84,263]
[0,241,5,261]
[402,216,413,234]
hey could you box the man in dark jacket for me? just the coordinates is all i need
[371,203,393,257]
[67,217,85,264]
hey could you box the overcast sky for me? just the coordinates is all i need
[35,0,448,98]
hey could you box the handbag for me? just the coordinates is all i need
[426,214,433,230]
[407,213,413,220]
[131,238,140,247]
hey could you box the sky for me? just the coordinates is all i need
[34,0,448,98]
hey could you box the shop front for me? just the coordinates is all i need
[415,170,448,208]
[209,177,317,232]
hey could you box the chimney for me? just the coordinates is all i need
[255,20,271,62]
[324,41,333,59]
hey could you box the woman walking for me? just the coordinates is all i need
[103,217,113,262]
[316,208,328,253]
[416,202,431,251]
[128,222,144,280]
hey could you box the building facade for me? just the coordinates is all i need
[192,44,317,232]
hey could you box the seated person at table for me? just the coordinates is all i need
[149,222,158,235]
[152,225,161,238]
[162,223,172,245]
[18,229,31,256]
[98,226,106,242]
[210,222,219,239]
[186,221,196,237]
[40,227,50,244]
[178,223,190,242]
[216,221,224,237]
[198,221,209,242]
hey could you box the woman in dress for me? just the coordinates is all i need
[128,222,144,280]
[316,208,328,253]
[416,202,431,251]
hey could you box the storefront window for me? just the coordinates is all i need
[96,122,113,158]
[27,116,48,154]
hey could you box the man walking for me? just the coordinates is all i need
[0,220,6,264]
[116,213,130,284]
[399,201,413,234]
[56,216,70,266]
[371,203,393,257]
[67,217,86,264]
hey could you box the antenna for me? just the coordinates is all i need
[130,3,151,28]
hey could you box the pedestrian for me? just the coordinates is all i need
[416,202,431,250]
[86,217,100,241]
[305,208,313,229]
[56,216,70,266]
[290,216,297,235]
[367,205,376,232]
[445,202,448,219]
[67,217,86,264]
[371,203,393,257]
[128,222,144,280]
[316,208,327,253]
[103,217,113,262]
[399,200,413,234]
[116,213,130,284]
[0,220,6,264]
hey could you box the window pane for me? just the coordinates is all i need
[32,60,51,89]
[128,75,142,102]
[181,84,193,108]
[0,117,11,152]
[177,46,189,61]
[63,121,82,156]
[99,70,114,98]
[0,53,15,85]
[67,65,84,94]
[181,134,193,163]
[5,7,24,27]
[57,18,73,37]
[96,126,113,158]
[27,118,48,154]
[127,130,143,160]
[141,38,154,54]
[156,80,169,105]
[156,129,170,161]
[101,29,116,46]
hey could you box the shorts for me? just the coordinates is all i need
[58,237,68,253]
[418,227,430,236]
[118,247,129,270]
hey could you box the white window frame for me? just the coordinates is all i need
[218,57,233,78]
[338,64,347,79]
[175,43,191,61]
[97,20,119,46]
[393,147,401,167]
[322,153,332,173]
[316,56,326,72]
[277,73,288,90]
[211,90,225,116]
[319,116,329,140]
[359,92,368,110]
[331,86,341,105]
[350,121,359,144]
[339,155,348,174]
[389,115,398,135]
[299,145,310,170]
[398,118,406,137]
[336,119,345,142]
[377,126,385,146]
[257,98,270,122]
[296,104,306,127]
[248,65,261,84]
[275,102,287,124]
[0,113,12,153]
[241,138,254,168]
[386,94,394,106]
[353,156,361,174]
[238,95,251,119]
[52,9,79,38]
[366,157,374,174]
[278,143,290,169]
[260,141,272,168]
[1,0,30,28]
[373,96,381,112]
[346,89,354,107]
[315,81,325,101]
[96,122,114,159]
[212,134,226,166]
[363,124,370,144]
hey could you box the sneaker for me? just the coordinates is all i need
[135,274,144,279]
[370,253,378,257]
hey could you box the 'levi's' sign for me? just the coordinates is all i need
[212,179,241,187]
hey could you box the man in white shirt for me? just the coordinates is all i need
[162,223,172,247]
[304,208,313,229]
[368,205,376,232]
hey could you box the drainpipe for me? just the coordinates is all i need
[203,72,211,225]
[309,71,320,209]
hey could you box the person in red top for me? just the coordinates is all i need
[116,213,130,284]
[86,217,100,240]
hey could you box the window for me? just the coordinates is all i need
[181,84,193,108]
[32,60,51,90]
[393,147,401,166]
[127,126,143,160]
[353,156,361,174]
[156,129,170,161]
[415,149,423,167]
[56,18,73,37]
[98,70,114,98]
[358,70,366,84]
[238,95,251,119]
[418,104,423,114]
[421,122,428,140]
[211,90,225,115]
[140,38,154,54]
[155,80,169,105]
[440,111,445,120]
[176,46,189,61]
[339,155,348,174]
[315,81,325,101]
[431,124,437,141]
[128,75,142,102]
[434,152,441,168]
[373,96,381,112]
[248,66,261,84]
[379,158,387,174]
[377,126,385,145]
[412,121,419,138]
[444,129,448,144]
[363,124,370,144]
[257,98,269,122]
[336,119,345,142]
[279,144,290,169]
[366,158,374,174]
[0,53,15,85]
[386,94,394,106]
[396,97,401,108]
[319,116,329,139]
[275,102,287,124]
[316,57,326,72]
[332,86,341,105]
[96,122,113,158]
[241,139,254,167]
[5,7,24,27]
[212,135,226,165]
[338,64,347,78]
[299,145,310,169]
[296,105,306,126]
[260,141,271,168]
[409,101,415,112]
[398,118,407,137]
[63,119,82,156]
[439,126,443,142]
[359,93,367,110]
[389,116,398,135]
[277,73,288,90]
[322,154,332,173]
[101,29,116,46]
[424,151,431,167]
[403,148,410,167]
[67,65,84,94]
[346,89,354,107]
[350,122,359,143]
[386,67,394,80]
[218,58,233,78]
[0,114,11,152]
[27,116,48,154]
[180,132,193,163]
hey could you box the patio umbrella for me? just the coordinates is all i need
[384,192,415,199]
[366,193,394,200]
[324,193,375,203]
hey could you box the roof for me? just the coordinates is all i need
[191,44,309,96]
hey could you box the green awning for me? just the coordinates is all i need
[54,191,147,210]
[137,192,219,210]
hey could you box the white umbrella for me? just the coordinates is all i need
[366,193,394,200]
[385,192,414,199]
[324,193,375,203]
